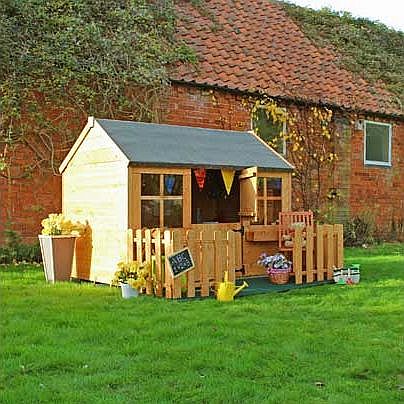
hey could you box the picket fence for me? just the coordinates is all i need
[126,223,343,298]
[127,228,242,299]
[291,224,344,284]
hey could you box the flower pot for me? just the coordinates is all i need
[120,282,139,299]
[38,235,77,283]
[269,271,290,285]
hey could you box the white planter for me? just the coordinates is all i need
[120,283,139,299]
[38,235,77,283]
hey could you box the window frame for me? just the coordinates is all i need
[251,106,287,155]
[140,172,184,228]
[363,120,392,167]
[256,175,283,225]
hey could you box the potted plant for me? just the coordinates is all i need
[257,253,292,284]
[112,261,150,299]
[38,213,85,283]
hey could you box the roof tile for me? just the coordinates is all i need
[173,0,401,116]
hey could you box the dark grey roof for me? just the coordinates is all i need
[96,119,293,171]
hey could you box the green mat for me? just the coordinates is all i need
[236,276,333,297]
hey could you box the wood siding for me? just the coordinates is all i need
[62,124,129,283]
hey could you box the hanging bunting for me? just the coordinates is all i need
[194,168,206,190]
[165,175,176,195]
[221,169,235,195]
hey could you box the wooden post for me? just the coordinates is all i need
[200,229,214,297]
[127,229,134,262]
[163,230,173,298]
[172,230,183,299]
[228,230,237,283]
[316,225,324,281]
[293,227,303,284]
[214,230,227,290]
[186,230,198,298]
[334,224,344,268]
[135,229,143,263]
[154,229,163,297]
[306,225,314,283]
[144,229,153,295]
[324,224,334,280]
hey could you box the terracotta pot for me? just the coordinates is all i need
[38,235,77,283]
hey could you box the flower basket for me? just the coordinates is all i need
[269,270,290,285]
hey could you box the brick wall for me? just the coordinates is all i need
[1,82,403,244]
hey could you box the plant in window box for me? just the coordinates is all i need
[38,213,85,283]
[112,261,151,299]
[257,253,292,284]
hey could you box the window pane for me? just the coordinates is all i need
[141,174,160,196]
[267,200,282,224]
[365,122,390,163]
[267,178,282,197]
[141,200,160,228]
[257,177,264,197]
[256,200,264,225]
[164,200,183,228]
[164,175,183,196]
[252,108,284,154]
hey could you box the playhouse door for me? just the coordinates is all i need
[239,167,258,222]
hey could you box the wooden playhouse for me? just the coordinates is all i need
[60,117,343,297]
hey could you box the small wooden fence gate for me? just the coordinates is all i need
[292,224,344,284]
[127,228,242,299]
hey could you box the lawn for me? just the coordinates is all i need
[1,244,403,403]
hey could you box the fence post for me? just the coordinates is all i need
[163,230,173,298]
[214,230,227,290]
[200,229,214,297]
[293,227,303,284]
[324,224,334,280]
[127,229,134,262]
[154,229,163,297]
[172,230,184,299]
[316,225,324,281]
[334,224,344,268]
[306,225,314,283]
[144,229,153,295]
[186,230,197,298]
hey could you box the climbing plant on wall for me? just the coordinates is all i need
[0,0,195,178]
[251,97,346,220]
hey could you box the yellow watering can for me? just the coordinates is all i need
[216,271,248,302]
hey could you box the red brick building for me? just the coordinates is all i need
[1,0,403,243]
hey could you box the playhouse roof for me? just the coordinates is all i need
[95,118,293,171]
[172,0,402,117]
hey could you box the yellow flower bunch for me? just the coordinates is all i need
[41,213,85,236]
[112,261,151,290]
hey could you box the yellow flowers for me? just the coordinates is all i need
[112,261,150,290]
[41,213,85,236]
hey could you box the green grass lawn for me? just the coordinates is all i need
[1,244,403,403]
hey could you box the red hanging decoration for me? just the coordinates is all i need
[194,168,206,190]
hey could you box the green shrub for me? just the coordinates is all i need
[0,229,42,264]
[344,212,376,246]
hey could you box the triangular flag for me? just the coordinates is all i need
[194,168,206,190]
[221,169,235,195]
[164,175,176,194]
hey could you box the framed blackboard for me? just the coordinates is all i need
[167,247,195,278]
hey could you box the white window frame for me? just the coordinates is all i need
[251,107,287,155]
[364,120,392,167]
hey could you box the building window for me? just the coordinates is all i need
[141,173,183,228]
[256,177,282,225]
[252,107,286,155]
[364,121,392,166]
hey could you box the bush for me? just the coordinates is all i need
[0,229,42,264]
[344,212,375,246]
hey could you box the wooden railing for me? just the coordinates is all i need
[292,224,343,284]
[127,227,242,299]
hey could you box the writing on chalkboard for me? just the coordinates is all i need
[167,247,195,278]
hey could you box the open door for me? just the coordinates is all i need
[239,167,258,223]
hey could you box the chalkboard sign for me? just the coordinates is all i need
[167,247,195,278]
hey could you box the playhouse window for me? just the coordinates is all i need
[364,121,392,166]
[141,174,183,228]
[252,108,286,155]
[256,177,282,225]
